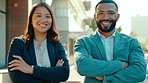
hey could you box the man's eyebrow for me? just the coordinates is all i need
[96,10,104,13]
[98,10,104,12]
[108,10,116,12]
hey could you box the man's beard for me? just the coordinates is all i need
[96,20,117,32]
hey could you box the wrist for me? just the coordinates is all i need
[29,65,34,75]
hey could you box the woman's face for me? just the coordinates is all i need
[32,6,52,35]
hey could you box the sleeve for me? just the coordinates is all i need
[74,38,123,77]
[7,37,47,83]
[104,39,147,83]
[32,42,70,82]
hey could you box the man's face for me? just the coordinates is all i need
[94,3,120,32]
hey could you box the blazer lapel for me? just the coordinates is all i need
[27,42,37,65]
[90,31,107,60]
[47,40,55,67]
[113,31,121,58]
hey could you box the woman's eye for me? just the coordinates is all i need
[46,16,51,18]
[36,15,41,17]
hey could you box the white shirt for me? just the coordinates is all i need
[34,39,51,67]
[97,31,116,60]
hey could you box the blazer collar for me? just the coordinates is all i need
[90,30,107,60]
[47,40,55,67]
[90,30,121,60]
[113,31,122,58]
[27,41,37,65]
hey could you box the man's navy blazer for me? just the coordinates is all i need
[7,37,69,83]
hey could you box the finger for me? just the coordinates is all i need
[9,59,20,64]
[59,61,64,66]
[57,59,62,63]
[61,61,64,65]
[57,60,62,64]
[58,59,61,62]
[13,55,23,61]
[9,63,19,68]
[10,66,19,71]
[60,59,63,61]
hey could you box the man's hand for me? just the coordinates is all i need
[96,76,104,81]
[122,62,128,69]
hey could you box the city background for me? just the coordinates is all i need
[0,0,148,83]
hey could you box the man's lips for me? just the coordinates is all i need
[102,21,110,24]
[101,21,111,26]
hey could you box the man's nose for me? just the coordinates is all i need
[103,14,109,19]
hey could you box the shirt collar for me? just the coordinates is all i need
[97,29,116,38]
[34,38,47,48]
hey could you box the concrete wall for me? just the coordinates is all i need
[0,69,12,83]
[131,16,148,37]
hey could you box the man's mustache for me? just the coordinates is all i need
[99,20,114,23]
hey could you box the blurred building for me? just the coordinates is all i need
[131,16,148,38]
[0,0,6,68]
[52,0,91,65]
[0,0,91,82]
[0,0,91,67]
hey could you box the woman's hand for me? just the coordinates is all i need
[56,59,64,66]
[9,55,32,74]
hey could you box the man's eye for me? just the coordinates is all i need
[98,13,103,15]
[109,12,115,14]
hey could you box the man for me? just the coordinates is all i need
[74,0,147,83]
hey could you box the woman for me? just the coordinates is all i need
[7,2,69,83]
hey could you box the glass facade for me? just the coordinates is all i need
[0,0,6,68]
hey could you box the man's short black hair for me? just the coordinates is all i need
[95,0,118,11]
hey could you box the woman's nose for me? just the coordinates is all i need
[41,16,46,21]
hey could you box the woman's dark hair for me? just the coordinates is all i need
[23,2,59,44]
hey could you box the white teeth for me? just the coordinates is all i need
[39,24,46,27]
[102,21,110,25]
